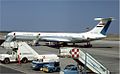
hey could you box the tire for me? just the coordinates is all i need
[40,68,43,71]
[49,69,53,73]
[21,58,28,63]
[4,58,10,64]
[88,44,92,47]
[84,44,92,48]
[90,44,92,47]
[56,68,60,72]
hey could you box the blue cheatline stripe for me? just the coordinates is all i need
[100,20,111,35]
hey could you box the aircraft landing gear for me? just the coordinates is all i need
[53,42,67,47]
[73,43,76,46]
[84,41,92,48]
[83,38,92,47]
[53,42,59,46]
[61,42,67,46]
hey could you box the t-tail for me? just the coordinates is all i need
[88,17,113,35]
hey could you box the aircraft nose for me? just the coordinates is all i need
[8,32,15,36]
[8,32,12,35]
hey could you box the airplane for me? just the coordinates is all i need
[2,17,113,47]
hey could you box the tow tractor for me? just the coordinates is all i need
[32,54,60,71]
[42,62,60,73]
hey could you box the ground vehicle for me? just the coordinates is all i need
[42,62,60,73]
[63,64,79,74]
[0,42,60,64]
[32,60,60,71]
[0,42,37,64]
[0,49,34,64]
[32,53,59,70]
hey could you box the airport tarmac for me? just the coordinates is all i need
[0,40,119,74]
[0,63,25,74]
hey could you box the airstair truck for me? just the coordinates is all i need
[0,42,59,65]
[0,42,35,64]
[60,47,110,74]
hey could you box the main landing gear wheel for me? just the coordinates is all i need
[84,38,92,48]
[84,41,92,48]
[61,42,67,46]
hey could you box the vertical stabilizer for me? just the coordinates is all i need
[89,17,113,35]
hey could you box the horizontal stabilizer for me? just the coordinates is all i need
[94,17,114,21]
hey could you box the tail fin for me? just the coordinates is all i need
[89,17,113,35]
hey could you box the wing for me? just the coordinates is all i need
[41,37,71,42]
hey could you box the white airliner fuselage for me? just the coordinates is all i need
[7,32,105,42]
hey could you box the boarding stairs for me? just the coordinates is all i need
[5,35,16,42]
[1,35,16,49]
[1,41,39,57]
[1,41,18,49]
[18,42,40,58]
[60,47,110,74]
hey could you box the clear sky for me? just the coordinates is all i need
[0,0,119,34]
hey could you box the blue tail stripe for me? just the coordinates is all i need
[100,20,111,35]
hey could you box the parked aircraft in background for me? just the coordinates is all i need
[2,17,113,47]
